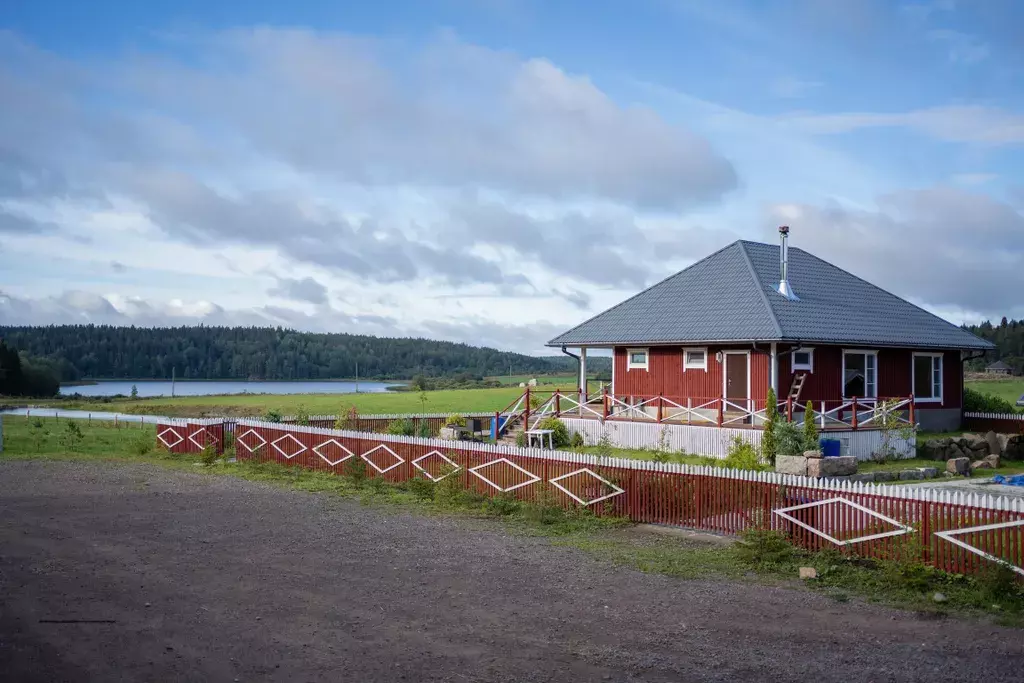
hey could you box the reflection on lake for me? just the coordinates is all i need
[59,380,400,398]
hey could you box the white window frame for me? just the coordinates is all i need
[626,347,649,371]
[841,349,878,399]
[912,352,943,403]
[683,347,708,372]
[791,347,814,373]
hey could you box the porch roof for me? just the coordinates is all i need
[548,240,994,351]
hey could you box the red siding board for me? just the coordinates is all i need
[618,344,963,410]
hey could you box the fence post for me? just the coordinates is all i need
[820,401,825,429]
[921,499,932,566]
[787,397,793,422]
[717,399,723,427]
[524,386,531,430]
[687,397,692,425]
[909,394,916,426]
[851,397,858,430]
[554,390,561,417]
[657,394,663,423]
[602,387,609,420]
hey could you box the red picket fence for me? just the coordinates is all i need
[963,411,1024,435]
[162,418,1024,579]
[156,419,225,455]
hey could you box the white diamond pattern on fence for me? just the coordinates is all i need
[235,429,267,453]
[313,439,356,466]
[549,468,624,507]
[157,427,184,449]
[772,497,912,546]
[469,458,541,493]
[362,444,405,474]
[188,427,218,450]
[411,451,460,482]
[271,433,308,459]
[935,519,1024,577]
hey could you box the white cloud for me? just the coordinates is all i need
[766,186,1024,321]
[778,105,1024,144]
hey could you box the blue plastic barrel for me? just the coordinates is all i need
[820,438,841,458]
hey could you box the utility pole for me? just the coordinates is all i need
[171,367,176,398]
[355,360,359,394]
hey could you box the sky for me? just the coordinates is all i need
[1,0,1022,354]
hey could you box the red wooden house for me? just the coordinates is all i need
[546,227,992,434]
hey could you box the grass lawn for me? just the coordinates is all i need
[965,379,1024,408]
[2,416,1021,625]
[42,386,544,418]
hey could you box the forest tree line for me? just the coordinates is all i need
[0,340,61,397]
[0,325,610,383]
[965,317,1024,375]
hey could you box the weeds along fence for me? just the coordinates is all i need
[156,418,225,455]
[963,411,1024,435]
[177,418,1024,579]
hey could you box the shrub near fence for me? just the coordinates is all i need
[166,418,1024,579]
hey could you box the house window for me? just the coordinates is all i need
[913,353,943,402]
[683,347,707,371]
[626,348,649,371]
[843,350,877,398]
[792,348,814,372]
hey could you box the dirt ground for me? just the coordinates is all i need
[2,461,1022,683]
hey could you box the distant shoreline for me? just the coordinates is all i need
[61,378,407,384]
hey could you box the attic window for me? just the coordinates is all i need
[627,348,649,371]
[683,348,707,371]
[792,348,814,372]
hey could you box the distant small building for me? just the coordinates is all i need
[985,360,1012,376]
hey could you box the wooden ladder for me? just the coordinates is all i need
[788,372,807,402]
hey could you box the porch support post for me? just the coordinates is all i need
[579,347,588,403]
[770,342,779,398]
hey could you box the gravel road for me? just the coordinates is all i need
[1,460,1022,683]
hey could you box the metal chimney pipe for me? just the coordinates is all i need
[777,225,799,301]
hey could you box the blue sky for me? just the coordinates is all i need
[1,0,1022,352]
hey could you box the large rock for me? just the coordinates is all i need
[1004,435,1024,462]
[983,453,1001,469]
[946,457,970,476]
[971,459,994,472]
[918,467,939,479]
[918,440,945,461]
[899,469,924,481]
[807,455,857,478]
[776,455,808,476]
[985,431,1002,456]
[803,450,823,459]
[874,471,895,482]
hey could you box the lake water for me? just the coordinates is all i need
[59,380,400,398]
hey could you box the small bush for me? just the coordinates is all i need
[443,414,467,428]
[294,405,310,426]
[569,432,585,449]
[536,416,570,448]
[773,419,803,456]
[199,444,218,466]
[334,405,359,431]
[515,431,527,448]
[484,494,521,517]
[59,420,84,453]
[734,528,798,570]
[385,418,416,436]
[403,476,436,501]
[709,436,768,471]
[344,456,368,488]
[131,432,153,456]
[964,387,1018,414]
[802,402,820,452]
[263,409,283,423]
[761,388,779,465]
[416,420,433,438]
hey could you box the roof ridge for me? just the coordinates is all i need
[546,239,744,346]
[737,241,783,339]
[788,245,991,347]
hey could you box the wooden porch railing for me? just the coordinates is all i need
[496,389,917,433]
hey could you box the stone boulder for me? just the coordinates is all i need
[971,459,994,472]
[946,457,970,476]
[807,455,857,478]
[899,469,924,481]
[1004,435,1024,462]
[775,455,807,477]
[803,450,823,459]
[983,453,1001,469]
[985,431,1002,456]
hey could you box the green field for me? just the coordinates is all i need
[966,379,1024,407]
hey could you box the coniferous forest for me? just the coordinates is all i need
[965,318,1024,375]
[0,325,607,382]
